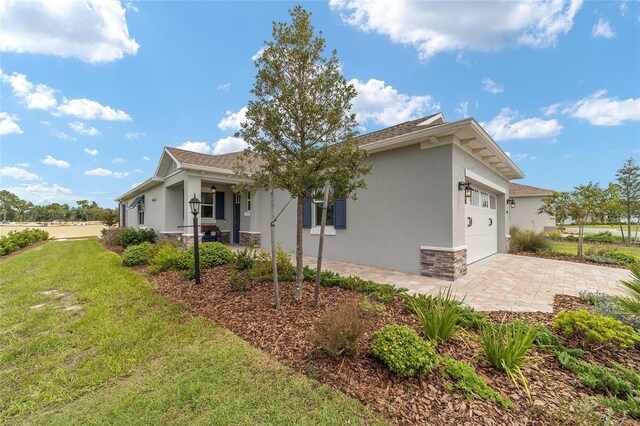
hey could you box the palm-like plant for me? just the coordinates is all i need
[619,264,640,317]
[405,286,460,343]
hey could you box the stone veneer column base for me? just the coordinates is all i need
[420,247,467,281]
[239,231,261,247]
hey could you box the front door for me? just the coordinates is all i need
[233,193,241,244]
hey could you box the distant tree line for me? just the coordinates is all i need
[0,190,117,225]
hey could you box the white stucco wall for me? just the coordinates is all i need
[509,196,555,232]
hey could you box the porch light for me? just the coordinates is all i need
[458,181,473,199]
[210,182,217,193]
[507,198,516,208]
[189,194,201,216]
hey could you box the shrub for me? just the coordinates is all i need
[122,242,154,266]
[553,310,639,348]
[0,228,49,255]
[509,230,551,253]
[249,246,295,280]
[584,231,618,244]
[534,325,585,358]
[458,305,488,329]
[229,269,249,292]
[179,242,234,271]
[100,227,123,246]
[359,295,386,314]
[479,319,538,396]
[405,287,460,343]
[119,227,157,248]
[556,352,638,398]
[148,242,183,274]
[595,396,640,419]
[440,357,515,408]
[370,325,437,377]
[317,269,405,303]
[619,265,640,318]
[234,245,256,271]
[311,303,373,357]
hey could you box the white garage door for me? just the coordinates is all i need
[465,190,498,264]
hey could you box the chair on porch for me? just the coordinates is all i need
[201,225,222,243]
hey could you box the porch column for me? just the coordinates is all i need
[182,175,202,248]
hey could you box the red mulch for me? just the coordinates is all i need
[513,251,630,269]
[135,263,640,426]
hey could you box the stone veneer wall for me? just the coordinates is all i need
[420,247,467,281]
[239,231,261,247]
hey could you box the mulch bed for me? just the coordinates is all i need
[513,251,630,269]
[136,263,640,426]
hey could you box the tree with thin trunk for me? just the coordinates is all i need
[539,183,612,257]
[615,157,640,245]
[235,6,369,301]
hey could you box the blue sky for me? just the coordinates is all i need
[0,0,639,207]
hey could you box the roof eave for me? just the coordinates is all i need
[115,177,163,202]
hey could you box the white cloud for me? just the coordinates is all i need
[483,108,563,141]
[217,107,247,131]
[4,183,76,204]
[40,120,51,126]
[0,166,41,181]
[55,131,76,141]
[541,103,562,116]
[41,155,70,169]
[481,78,504,94]
[142,156,151,161]
[84,167,128,178]
[212,136,247,155]
[0,69,131,120]
[511,153,537,162]
[113,157,125,164]
[84,148,99,156]
[251,48,265,62]
[217,83,231,91]
[69,121,100,136]
[330,0,582,59]
[125,1,139,13]
[15,162,30,167]
[455,51,472,67]
[0,112,23,135]
[0,70,57,110]
[56,98,131,121]
[125,131,144,140]
[133,168,143,173]
[558,90,640,126]
[348,78,439,127]
[592,18,615,38]
[177,141,212,154]
[454,101,469,118]
[0,0,139,63]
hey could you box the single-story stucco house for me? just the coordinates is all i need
[508,183,556,233]
[116,113,524,280]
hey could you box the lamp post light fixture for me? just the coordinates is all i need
[458,181,473,199]
[507,198,516,208]
[210,182,217,193]
[188,194,201,285]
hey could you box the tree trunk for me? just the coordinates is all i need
[270,181,280,310]
[314,181,330,308]
[634,217,639,244]
[577,223,584,257]
[294,193,304,300]
[619,220,626,244]
[627,213,632,246]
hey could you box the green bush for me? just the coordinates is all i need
[440,357,515,408]
[249,246,295,280]
[122,242,154,266]
[457,305,488,329]
[314,269,405,303]
[509,230,551,253]
[179,242,234,270]
[0,228,49,256]
[100,227,123,246]
[584,231,618,244]
[370,325,437,377]
[556,352,638,398]
[148,242,184,274]
[119,227,157,248]
[311,303,373,357]
[229,269,249,292]
[619,265,640,318]
[595,395,640,419]
[234,245,256,271]
[534,325,585,358]
[405,287,460,343]
[553,310,639,348]
[479,319,538,396]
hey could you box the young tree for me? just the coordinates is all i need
[539,183,612,256]
[615,157,640,244]
[235,6,369,301]
[0,190,20,222]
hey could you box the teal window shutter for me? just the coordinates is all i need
[215,192,225,219]
[334,198,346,229]
[302,198,311,229]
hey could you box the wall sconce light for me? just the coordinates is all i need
[458,181,472,198]
[210,182,217,193]
[151,197,157,202]
[507,198,516,208]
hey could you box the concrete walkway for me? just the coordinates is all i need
[304,253,632,313]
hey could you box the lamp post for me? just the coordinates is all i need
[188,194,201,285]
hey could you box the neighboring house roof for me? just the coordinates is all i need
[509,183,554,197]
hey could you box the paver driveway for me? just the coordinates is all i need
[305,253,632,312]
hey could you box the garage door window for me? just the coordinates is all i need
[466,189,480,206]
[490,195,496,209]
[481,192,489,208]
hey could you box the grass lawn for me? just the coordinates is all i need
[0,240,384,425]
[548,241,640,260]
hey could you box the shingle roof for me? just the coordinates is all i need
[509,183,554,197]
[164,114,444,172]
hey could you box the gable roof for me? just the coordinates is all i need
[350,113,444,146]
[509,183,554,197]
[165,147,246,170]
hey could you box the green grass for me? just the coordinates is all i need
[0,240,384,425]
[547,241,640,261]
